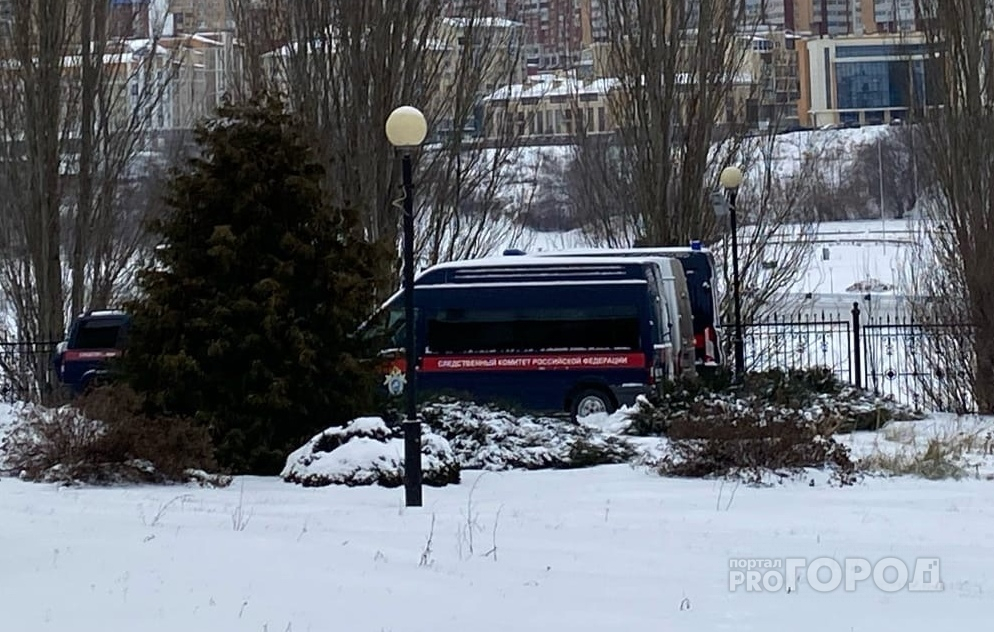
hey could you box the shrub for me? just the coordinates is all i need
[628,367,921,437]
[1,385,222,485]
[419,398,637,470]
[654,408,857,486]
[627,368,878,485]
[281,417,461,488]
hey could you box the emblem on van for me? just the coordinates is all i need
[384,366,406,396]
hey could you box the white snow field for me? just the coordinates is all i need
[3,403,994,632]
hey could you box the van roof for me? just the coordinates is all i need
[425,255,652,270]
[369,255,657,315]
[79,309,128,319]
[534,246,713,256]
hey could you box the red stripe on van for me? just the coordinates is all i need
[420,352,646,372]
[63,349,121,362]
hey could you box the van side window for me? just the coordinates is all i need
[360,305,406,349]
[426,305,640,354]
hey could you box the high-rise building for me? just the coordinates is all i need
[446,0,582,68]
[443,0,518,15]
[806,0,861,35]
[518,0,584,68]
[748,0,887,35]
[167,0,232,34]
[867,0,917,32]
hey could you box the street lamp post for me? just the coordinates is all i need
[719,166,745,381]
[385,105,428,508]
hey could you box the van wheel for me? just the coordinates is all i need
[571,388,615,420]
[82,376,108,395]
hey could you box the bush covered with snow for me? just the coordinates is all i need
[0,386,224,486]
[650,411,858,485]
[281,417,460,488]
[420,399,637,470]
[628,367,921,438]
[623,368,919,485]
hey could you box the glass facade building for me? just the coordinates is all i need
[808,39,942,125]
[834,58,925,122]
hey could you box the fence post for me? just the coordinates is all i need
[851,302,862,389]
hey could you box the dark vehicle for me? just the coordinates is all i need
[53,310,130,395]
[532,244,725,366]
[361,256,676,417]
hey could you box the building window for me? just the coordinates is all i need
[598,106,606,131]
[865,110,886,125]
[834,59,925,110]
[835,44,930,59]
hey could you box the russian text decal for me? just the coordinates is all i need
[420,352,645,372]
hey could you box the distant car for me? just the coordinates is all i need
[53,310,130,395]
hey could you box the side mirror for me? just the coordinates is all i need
[55,341,67,355]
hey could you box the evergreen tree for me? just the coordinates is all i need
[124,94,387,474]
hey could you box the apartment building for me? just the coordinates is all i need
[434,16,527,136]
[444,0,518,15]
[167,0,232,34]
[868,0,917,32]
[741,30,803,126]
[745,0,923,35]
[445,0,583,69]
[579,0,607,45]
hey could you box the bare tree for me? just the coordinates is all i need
[235,0,442,247]
[905,0,994,412]
[846,128,920,220]
[0,0,188,399]
[233,1,531,282]
[713,127,822,370]
[69,7,192,316]
[413,14,531,267]
[576,0,763,247]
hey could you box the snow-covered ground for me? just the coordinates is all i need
[3,407,994,631]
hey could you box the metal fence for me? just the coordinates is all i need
[0,310,977,413]
[744,302,975,412]
[0,341,59,404]
[743,311,853,385]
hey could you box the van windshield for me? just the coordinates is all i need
[70,320,125,349]
[358,303,406,349]
[675,253,717,332]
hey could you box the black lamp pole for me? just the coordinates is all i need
[401,151,422,507]
[727,186,745,380]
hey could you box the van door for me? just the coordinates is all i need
[664,259,698,377]
[643,262,674,381]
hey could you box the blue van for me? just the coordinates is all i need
[532,244,724,366]
[362,256,675,417]
[53,310,130,395]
